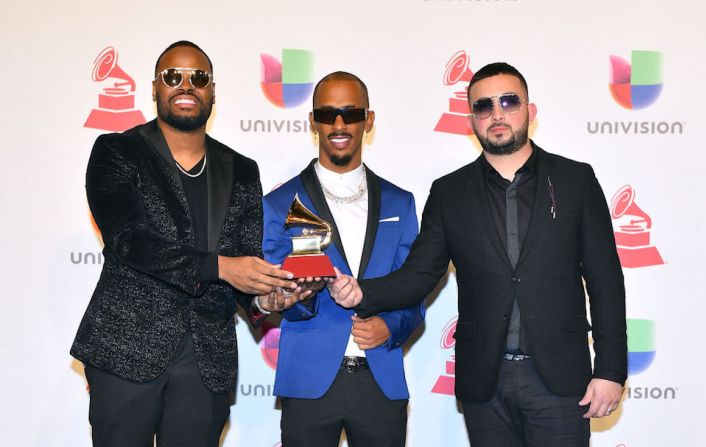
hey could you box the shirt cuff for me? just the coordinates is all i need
[200,252,219,284]
[252,297,272,315]
[593,371,627,386]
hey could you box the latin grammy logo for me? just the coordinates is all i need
[431,316,457,396]
[610,185,664,268]
[433,50,474,136]
[84,46,146,132]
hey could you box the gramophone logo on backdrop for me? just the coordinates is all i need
[434,50,474,136]
[431,315,457,395]
[609,185,664,268]
[84,46,146,131]
[260,49,314,108]
[609,50,663,109]
[258,321,281,370]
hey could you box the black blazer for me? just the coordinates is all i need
[357,143,627,402]
[71,120,263,393]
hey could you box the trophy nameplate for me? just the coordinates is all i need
[281,194,336,278]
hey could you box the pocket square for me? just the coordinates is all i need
[379,216,400,222]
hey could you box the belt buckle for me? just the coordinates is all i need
[342,357,360,373]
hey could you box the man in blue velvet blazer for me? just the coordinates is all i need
[263,72,424,447]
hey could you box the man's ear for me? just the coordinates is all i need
[365,110,375,133]
[528,102,537,125]
[309,112,317,134]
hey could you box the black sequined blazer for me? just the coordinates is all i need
[71,120,263,393]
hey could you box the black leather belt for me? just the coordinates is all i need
[503,353,532,361]
[341,356,369,373]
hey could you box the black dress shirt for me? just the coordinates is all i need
[480,149,537,354]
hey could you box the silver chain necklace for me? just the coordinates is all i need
[321,166,367,204]
[175,154,207,178]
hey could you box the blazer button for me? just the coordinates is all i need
[512,277,520,283]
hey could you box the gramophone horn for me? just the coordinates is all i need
[610,185,651,228]
[443,50,474,86]
[285,194,333,249]
[91,46,136,92]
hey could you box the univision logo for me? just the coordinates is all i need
[627,318,656,375]
[260,49,314,108]
[624,319,678,400]
[587,50,684,135]
[609,50,663,110]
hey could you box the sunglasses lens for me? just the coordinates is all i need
[162,69,183,87]
[341,108,367,124]
[472,98,494,119]
[313,108,367,124]
[190,70,211,88]
[499,94,522,114]
[313,109,337,124]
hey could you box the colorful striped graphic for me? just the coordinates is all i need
[260,49,314,108]
[627,318,656,375]
[609,50,663,109]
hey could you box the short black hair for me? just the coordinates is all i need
[154,40,213,76]
[312,71,369,108]
[467,62,529,101]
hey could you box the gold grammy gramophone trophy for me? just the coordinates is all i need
[282,194,336,278]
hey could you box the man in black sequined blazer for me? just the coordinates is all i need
[71,41,300,447]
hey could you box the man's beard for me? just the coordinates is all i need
[476,123,529,155]
[329,154,353,166]
[157,93,212,131]
[324,132,355,166]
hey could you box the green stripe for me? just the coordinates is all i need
[631,50,662,85]
[627,319,656,352]
[282,49,313,83]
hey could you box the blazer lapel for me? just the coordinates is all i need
[138,120,183,187]
[357,164,380,279]
[300,160,350,271]
[205,136,234,252]
[137,120,190,219]
[517,145,550,266]
[466,160,514,270]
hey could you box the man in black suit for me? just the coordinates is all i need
[71,41,302,447]
[330,62,627,446]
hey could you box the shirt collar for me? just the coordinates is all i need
[314,160,366,190]
[480,144,537,178]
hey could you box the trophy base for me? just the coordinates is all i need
[434,113,472,135]
[282,254,336,278]
[431,375,455,395]
[84,109,146,132]
[617,245,664,268]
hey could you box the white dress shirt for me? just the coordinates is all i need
[315,161,368,357]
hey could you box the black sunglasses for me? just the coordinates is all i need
[155,67,213,89]
[312,107,368,124]
[470,93,525,120]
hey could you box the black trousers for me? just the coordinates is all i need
[281,367,408,447]
[461,359,590,447]
[84,333,229,447]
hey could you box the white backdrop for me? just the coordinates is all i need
[2,1,704,445]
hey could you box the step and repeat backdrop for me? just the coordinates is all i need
[2,1,704,445]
